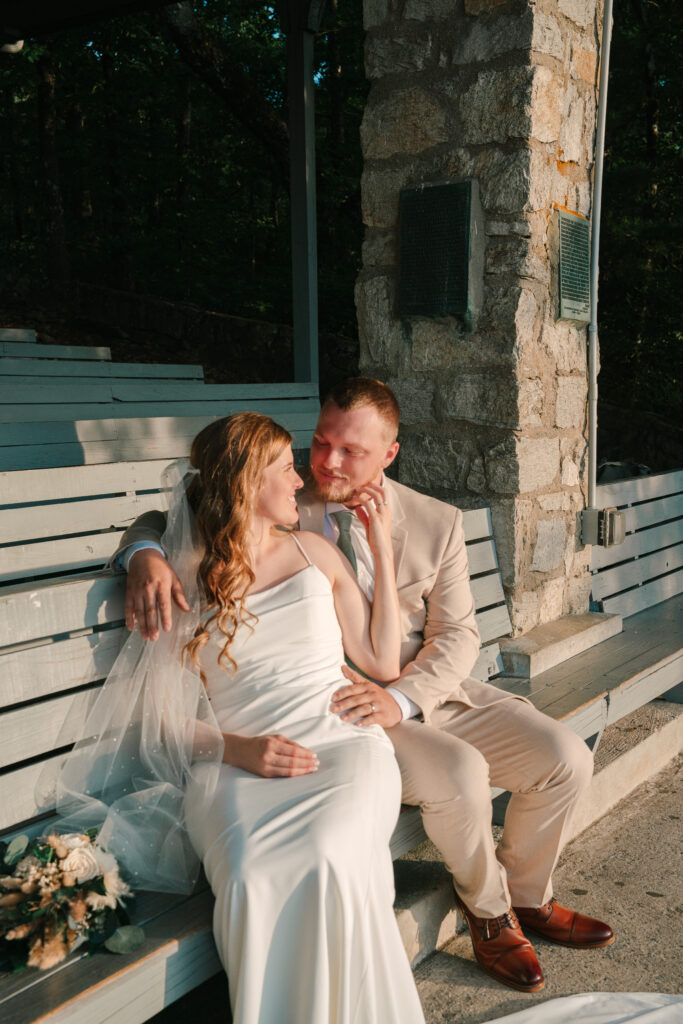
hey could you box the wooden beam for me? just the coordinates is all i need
[287,7,319,385]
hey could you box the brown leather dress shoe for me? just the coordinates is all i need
[455,895,545,992]
[513,898,615,948]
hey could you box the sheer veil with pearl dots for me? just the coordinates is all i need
[50,459,223,893]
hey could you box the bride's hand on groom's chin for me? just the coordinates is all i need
[223,732,320,778]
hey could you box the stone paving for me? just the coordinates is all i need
[414,754,683,1023]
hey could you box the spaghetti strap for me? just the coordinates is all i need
[291,531,313,566]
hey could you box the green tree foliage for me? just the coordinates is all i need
[600,0,682,422]
[0,0,366,335]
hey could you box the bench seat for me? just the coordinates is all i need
[0,889,220,1024]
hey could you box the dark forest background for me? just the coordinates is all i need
[0,0,680,461]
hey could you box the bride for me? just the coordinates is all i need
[58,412,424,1024]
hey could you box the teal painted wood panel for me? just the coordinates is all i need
[0,328,36,341]
[0,358,203,379]
[0,342,111,360]
[1,397,321,423]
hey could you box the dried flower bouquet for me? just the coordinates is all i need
[0,830,144,972]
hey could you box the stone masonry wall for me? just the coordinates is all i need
[358,0,603,633]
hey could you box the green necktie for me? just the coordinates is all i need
[332,509,358,576]
[332,509,367,676]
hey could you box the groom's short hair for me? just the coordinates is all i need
[321,377,400,443]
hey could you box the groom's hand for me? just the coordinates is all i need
[331,665,402,729]
[126,548,189,640]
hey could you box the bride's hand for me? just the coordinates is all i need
[223,733,319,778]
[352,483,392,557]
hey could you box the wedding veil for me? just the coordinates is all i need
[54,459,224,893]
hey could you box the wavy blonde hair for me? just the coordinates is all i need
[183,412,293,681]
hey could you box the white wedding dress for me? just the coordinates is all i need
[184,538,425,1024]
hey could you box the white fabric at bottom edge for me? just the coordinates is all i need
[484,992,683,1024]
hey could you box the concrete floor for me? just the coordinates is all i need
[151,753,682,1024]
[414,754,683,1024]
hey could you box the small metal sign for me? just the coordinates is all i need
[558,209,591,322]
[399,180,483,325]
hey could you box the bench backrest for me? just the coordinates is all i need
[0,482,511,837]
[590,469,683,617]
[0,335,511,841]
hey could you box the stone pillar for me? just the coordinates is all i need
[357,0,602,633]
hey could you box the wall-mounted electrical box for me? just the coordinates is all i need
[581,506,626,547]
[399,179,485,331]
[557,209,591,323]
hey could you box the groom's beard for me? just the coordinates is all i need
[310,473,356,504]
[309,466,384,505]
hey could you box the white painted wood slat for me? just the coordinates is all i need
[3,491,164,544]
[0,531,124,581]
[0,752,65,830]
[0,688,101,769]
[0,342,111,360]
[605,651,683,724]
[0,575,124,647]
[621,493,683,534]
[600,568,683,617]
[0,430,316,471]
[0,358,204,379]
[472,642,503,681]
[1,628,125,707]
[591,543,683,600]
[1,459,173,504]
[466,538,498,576]
[1,409,316,445]
[596,469,683,508]
[470,573,505,610]
[475,603,512,643]
[590,518,683,570]
[462,507,493,542]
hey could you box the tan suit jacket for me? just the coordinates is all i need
[112,477,509,722]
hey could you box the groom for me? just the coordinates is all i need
[114,377,613,992]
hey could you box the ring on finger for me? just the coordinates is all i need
[370,702,376,713]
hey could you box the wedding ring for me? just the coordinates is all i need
[381,501,388,505]
[371,702,376,713]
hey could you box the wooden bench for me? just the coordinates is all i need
[3,335,677,1019]
[0,427,512,1019]
[493,469,683,745]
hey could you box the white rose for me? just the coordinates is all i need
[57,833,91,851]
[61,847,100,884]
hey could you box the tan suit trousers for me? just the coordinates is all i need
[387,683,594,918]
